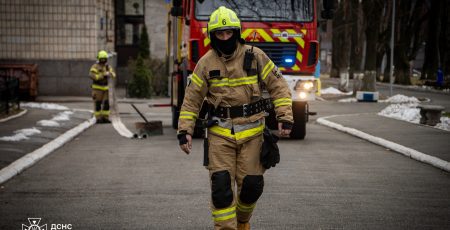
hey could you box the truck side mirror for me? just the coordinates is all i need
[173,0,182,7]
[170,6,183,16]
[170,0,183,17]
[321,0,335,19]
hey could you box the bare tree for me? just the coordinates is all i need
[361,0,384,91]
[393,0,428,85]
[422,0,450,84]
[442,1,450,82]
[349,0,364,79]
[378,1,393,83]
[331,0,351,79]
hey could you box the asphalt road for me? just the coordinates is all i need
[1,93,449,229]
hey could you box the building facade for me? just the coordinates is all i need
[0,0,171,96]
[0,0,115,96]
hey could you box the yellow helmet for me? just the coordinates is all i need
[97,50,108,60]
[207,6,241,38]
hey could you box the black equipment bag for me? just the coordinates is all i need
[260,127,280,169]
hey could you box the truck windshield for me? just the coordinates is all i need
[195,0,313,22]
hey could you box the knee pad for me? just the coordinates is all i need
[95,101,102,111]
[239,175,264,204]
[211,170,233,209]
[103,100,110,110]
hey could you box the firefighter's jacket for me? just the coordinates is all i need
[178,43,293,144]
[89,63,116,91]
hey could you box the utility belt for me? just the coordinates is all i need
[211,98,273,119]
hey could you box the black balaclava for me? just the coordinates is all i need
[211,29,240,56]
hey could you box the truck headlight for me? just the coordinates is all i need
[303,81,314,90]
[295,81,314,91]
[298,92,307,99]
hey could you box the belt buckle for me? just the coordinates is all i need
[242,103,248,117]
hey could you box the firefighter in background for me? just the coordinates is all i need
[89,50,116,123]
[177,6,293,230]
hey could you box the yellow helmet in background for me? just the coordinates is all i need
[207,6,241,38]
[97,50,108,60]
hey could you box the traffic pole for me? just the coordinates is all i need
[390,0,395,97]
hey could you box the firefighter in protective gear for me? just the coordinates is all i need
[177,6,293,230]
[89,50,116,123]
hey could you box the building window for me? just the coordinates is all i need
[116,0,145,46]
[115,0,146,66]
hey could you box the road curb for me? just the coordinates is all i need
[0,117,96,185]
[317,115,450,172]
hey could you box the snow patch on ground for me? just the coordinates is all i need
[321,87,353,95]
[380,94,420,103]
[0,128,41,141]
[37,110,74,127]
[0,104,75,141]
[21,102,69,110]
[378,94,449,131]
[52,111,73,121]
[37,120,60,127]
[436,117,450,131]
[378,103,421,123]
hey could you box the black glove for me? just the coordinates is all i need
[177,133,188,145]
[260,127,280,169]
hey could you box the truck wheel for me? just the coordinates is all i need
[290,101,306,140]
[172,107,179,129]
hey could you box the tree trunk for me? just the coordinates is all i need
[394,45,412,85]
[394,0,428,85]
[362,0,383,90]
[375,50,384,81]
[441,1,450,82]
[378,1,392,83]
[422,0,441,80]
[349,0,364,80]
[331,0,351,79]
[383,45,391,83]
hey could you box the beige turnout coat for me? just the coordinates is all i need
[178,43,293,144]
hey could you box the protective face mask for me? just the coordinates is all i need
[211,31,239,55]
[216,35,238,55]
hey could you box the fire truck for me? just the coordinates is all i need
[168,0,334,139]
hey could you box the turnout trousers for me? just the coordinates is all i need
[92,89,110,120]
[207,133,265,230]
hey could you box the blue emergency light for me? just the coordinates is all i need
[284,58,293,63]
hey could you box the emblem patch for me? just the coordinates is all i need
[272,66,283,78]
